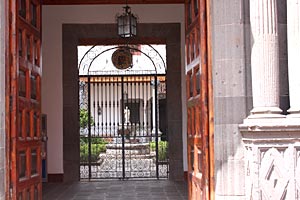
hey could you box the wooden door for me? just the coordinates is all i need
[185,0,213,199]
[7,0,42,199]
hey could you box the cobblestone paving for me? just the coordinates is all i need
[43,180,188,200]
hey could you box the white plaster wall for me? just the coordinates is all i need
[89,83,154,125]
[42,4,187,174]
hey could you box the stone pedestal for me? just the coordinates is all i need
[240,122,300,200]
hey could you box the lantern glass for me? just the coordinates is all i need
[131,16,137,36]
[117,7,137,38]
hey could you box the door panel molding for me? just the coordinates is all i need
[206,0,214,199]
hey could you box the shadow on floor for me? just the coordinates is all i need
[42,180,188,200]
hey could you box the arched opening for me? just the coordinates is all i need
[60,23,183,182]
[78,44,168,180]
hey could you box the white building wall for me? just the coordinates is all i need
[42,5,186,174]
[88,82,154,126]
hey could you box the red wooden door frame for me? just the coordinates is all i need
[6,0,42,199]
[185,0,214,199]
[4,0,214,199]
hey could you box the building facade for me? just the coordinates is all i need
[212,1,300,199]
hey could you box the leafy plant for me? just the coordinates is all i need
[80,137,108,163]
[80,108,94,129]
[80,137,107,144]
[150,141,168,161]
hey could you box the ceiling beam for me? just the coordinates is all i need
[42,0,185,5]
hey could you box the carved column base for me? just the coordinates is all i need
[242,116,285,127]
[287,108,300,118]
[250,107,282,115]
[239,122,300,200]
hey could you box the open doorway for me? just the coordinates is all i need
[78,44,168,180]
[61,23,183,182]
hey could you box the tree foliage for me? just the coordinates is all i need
[80,108,94,128]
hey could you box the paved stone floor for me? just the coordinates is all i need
[42,180,188,200]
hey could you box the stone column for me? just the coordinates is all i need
[240,2,300,199]
[249,0,282,117]
[287,0,300,116]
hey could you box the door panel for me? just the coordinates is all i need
[8,0,42,199]
[185,0,210,199]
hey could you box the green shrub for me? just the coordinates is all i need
[150,141,156,151]
[80,137,107,144]
[150,141,168,161]
[80,108,94,129]
[80,138,108,163]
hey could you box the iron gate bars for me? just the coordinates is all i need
[79,74,168,179]
[78,45,168,180]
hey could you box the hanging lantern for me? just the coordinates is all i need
[117,5,137,38]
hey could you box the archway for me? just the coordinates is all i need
[62,23,183,181]
[78,44,167,180]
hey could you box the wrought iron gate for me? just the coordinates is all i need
[79,74,168,180]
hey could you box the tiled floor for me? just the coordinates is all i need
[42,180,188,200]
